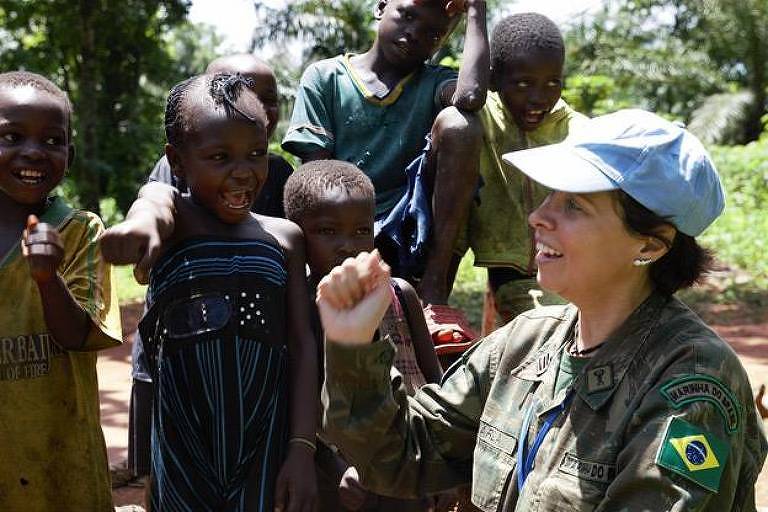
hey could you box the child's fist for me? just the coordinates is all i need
[99,218,163,284]
[316,250,392,345]
[22,215,64,283]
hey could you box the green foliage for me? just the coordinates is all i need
[449,251,486,330]
[687,90,755,145]
[566,0,768,143]
[701,139,768,284]
[115,265,147,304]
[99,197,125,227]
[252,0,377,66]
[561,75,634,117]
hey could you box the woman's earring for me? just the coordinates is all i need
[633,257,653,267]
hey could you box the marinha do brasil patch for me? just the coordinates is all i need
[660,375,741,433]
[655,417,729,492]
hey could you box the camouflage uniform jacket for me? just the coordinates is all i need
[322,293,768,511]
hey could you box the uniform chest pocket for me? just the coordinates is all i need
[472,419,518,512]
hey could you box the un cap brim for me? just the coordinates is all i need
[502,144,618,194]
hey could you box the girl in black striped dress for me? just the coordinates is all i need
[104,72,317,511]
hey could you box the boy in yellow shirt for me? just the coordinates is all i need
[0,71,121,511]
[458,13,587,332]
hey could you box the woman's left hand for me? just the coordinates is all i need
[274,445,317,512]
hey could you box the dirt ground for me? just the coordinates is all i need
[107,296,768,510]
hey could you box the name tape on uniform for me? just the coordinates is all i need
[559,453,616,484]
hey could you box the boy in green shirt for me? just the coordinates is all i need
[283,0,489,342]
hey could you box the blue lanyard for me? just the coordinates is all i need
[516,391,574,492]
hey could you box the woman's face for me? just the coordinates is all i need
[528,190,648,303]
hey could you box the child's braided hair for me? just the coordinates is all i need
[491,13,564,73]
[164,72,266,147]
[284,160,375,224]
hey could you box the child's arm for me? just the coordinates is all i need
[23,215,90,350]
[444,0,489,112]
[274,220,318,512]
[100,181,178,284]
[393,278,443,384]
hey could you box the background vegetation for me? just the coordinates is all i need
[0,0,764,306]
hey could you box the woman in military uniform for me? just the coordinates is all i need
[316,109,767,511]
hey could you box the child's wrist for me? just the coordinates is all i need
[288,435,317,454]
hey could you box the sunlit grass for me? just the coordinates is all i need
[449,251,486,330]
[114,265,146,304]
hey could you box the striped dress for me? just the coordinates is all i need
[138,237,288,511]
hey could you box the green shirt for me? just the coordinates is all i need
[282,54,456,215]
[322,293,767,511]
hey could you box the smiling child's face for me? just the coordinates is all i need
[169,101,269,225]
[494,48,564,132]
[0,86,70,206]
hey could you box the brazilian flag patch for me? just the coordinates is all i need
[655,417,729,492]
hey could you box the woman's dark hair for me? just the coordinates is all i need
[616,190,715,296]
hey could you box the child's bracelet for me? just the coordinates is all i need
[288,436,317,453]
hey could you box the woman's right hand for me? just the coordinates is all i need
[316,251,392,345]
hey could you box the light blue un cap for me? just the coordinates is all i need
[502,109,725,236]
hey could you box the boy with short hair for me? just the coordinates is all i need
[460,13,588,330]
[0,71,122,510]
[282,0,489,342]
[283,160,445,511]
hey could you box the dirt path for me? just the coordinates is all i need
[105,301,768,509]
[707,322,768,506]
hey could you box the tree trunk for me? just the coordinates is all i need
[75,0,101,213]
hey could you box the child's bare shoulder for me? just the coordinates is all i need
[254,214,303,251]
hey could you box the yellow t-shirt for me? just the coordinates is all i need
[0,197,122,512]
[459,93,588,270]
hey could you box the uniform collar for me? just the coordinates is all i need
[512,306,577,383]
[511,293,670,412]
[574,292,670,410]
